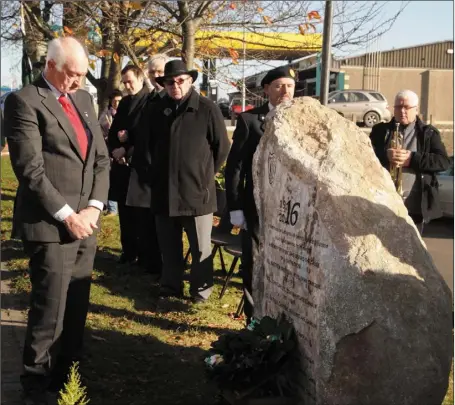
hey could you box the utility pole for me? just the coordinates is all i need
[320,0,333,106]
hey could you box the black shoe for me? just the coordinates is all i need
[118,255,137,265]
[158,288,184,299]
[190,296,207,304]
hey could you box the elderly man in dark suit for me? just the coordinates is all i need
[137,59,230,303]
[4,37,110,405]
[225,65,296,323]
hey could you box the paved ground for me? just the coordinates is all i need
[1,267,27,405]
[1,219,452,404]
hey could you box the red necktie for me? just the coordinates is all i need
[58,95,88,159]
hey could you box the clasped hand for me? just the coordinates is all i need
[63,207,100,240]
[387,148,411,168]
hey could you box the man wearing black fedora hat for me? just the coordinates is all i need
[225,65,296,322]
[136,59,230,302]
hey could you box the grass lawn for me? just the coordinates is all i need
[1,156,244,405]
[1,156,453,405]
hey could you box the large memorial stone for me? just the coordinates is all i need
[252,97,453,405]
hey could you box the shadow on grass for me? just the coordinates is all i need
[0,193,15,202]
[89,302,236,337]
[80,326,222,405]
[1,239,26,262]
[92,249,243,313]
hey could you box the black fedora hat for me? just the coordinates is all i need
[156,59,198,86]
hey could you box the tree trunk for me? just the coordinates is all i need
[181,20,196,69]
[22,1,48,85]
[101,38,123,114]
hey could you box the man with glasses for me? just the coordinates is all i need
[370,89,450,233]
[136,59,230,302]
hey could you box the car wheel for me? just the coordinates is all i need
[363,111,380,128]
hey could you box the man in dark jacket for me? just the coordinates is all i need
[370,89,450,233]
[125,54,169,276]
[137,59,230,302]
[108,65,150,265]
[225,66,296,322]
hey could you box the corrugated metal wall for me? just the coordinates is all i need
[341,41,454,69]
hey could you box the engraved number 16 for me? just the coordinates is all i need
[285,200,300,226]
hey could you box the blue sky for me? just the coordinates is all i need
[1,0,453,93]
[375,1,453,53]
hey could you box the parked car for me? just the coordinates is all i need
[218,101,230,119]
[437,156,454,218]
[327,90,392,128]
[230,98,254,116]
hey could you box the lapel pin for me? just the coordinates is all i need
[164,108,172,116]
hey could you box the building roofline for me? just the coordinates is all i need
[338,39,453,62]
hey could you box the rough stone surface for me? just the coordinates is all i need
[252,97,453,405]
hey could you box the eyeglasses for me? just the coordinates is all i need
[394,105,417,110]
[164,77,190,86]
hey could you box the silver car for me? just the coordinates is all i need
[437,157,454,218]
[328,90,392,128]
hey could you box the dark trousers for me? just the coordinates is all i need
[410,214,425,235]
[155,214,214,299]
[136,207,162,274]
[241,218,259,321]
[117,202,139,261]
[21,236,96,391]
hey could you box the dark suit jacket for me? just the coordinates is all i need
[225,103,269,224]
[107,85,149,203]
[137,88,230,216]
[4,76,110,242]
[126,89,164,208]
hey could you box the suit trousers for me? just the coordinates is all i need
[156,214,214,299]
[117,202,139,261]
[136,207,162,274]
[241,218,259,321]
[20,236,96,391]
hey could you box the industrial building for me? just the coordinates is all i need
[339,40,453,125]
[230,40,454,125]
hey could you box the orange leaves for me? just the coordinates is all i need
[129,2,143,10]
[298,23,317,35]
[229,3,237,10]
[263,15,273,25]
[113,52,120,64]
[298,10,321,34]
[229,48,239,64]
[308,10,322,20]
[257,7,264,13]
[96,49,112,58]
[63,26,74,35]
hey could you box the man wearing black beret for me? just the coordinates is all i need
[225,65,296,323]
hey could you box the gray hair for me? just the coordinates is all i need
[45,37,87,71]
[395,90,419,107]
[147,53,169,69]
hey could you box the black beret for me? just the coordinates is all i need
[261,65,296,87]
